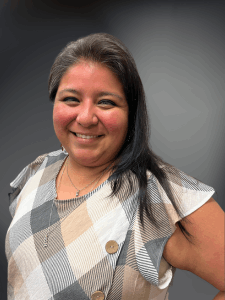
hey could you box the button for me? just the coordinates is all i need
[105,240,118,254]
[91,291,105,300]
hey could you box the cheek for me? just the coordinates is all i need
[103,111,128,136]
[53,104,74,129]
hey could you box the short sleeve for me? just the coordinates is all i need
[156,166,216,227]
[8,153,48,218]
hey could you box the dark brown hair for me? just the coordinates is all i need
[49,33,197,243]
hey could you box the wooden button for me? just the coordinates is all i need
[91,291,105,300]
[105,240,118,254]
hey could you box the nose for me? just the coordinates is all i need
[75,100,99,128]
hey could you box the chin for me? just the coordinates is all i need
[70,155,104,167]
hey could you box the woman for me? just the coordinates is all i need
[6,33,224,300]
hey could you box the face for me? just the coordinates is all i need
[53,60,129,168]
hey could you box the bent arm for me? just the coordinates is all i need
[213,291,225,300]
[163,198,225,294]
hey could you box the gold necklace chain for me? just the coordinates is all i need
[66,158,108,197]
[43,156,112,248]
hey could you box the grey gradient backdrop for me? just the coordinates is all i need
[0,0,224,299]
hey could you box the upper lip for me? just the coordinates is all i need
[71,131,103,136]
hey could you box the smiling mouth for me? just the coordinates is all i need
[73,132,103,139]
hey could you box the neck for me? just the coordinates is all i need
[66,156,115,183]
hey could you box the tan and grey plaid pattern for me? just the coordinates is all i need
[6,150,215,300]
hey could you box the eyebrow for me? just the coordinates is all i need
[58,89,124,101]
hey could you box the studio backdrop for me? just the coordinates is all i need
[0,0,224,299]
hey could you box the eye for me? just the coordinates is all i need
[63,97,79,102]
[98,100,116,106]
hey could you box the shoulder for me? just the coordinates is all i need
[147,164,215,220]
[11,149,65,184]
[9,149,65,217]
[10,152,49,190]
[12,149,67,185]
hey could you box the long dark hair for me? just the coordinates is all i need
[49,33,195,243]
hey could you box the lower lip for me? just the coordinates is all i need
[72,132,103,144]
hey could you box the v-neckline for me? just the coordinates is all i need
[53,152,114,202]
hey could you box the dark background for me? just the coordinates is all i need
[0,0,224,299]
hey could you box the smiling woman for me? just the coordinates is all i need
[53,60,128,171]
[52,60,129,198]
[6,33,224,300]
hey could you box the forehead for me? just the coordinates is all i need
[63,60,111,78]
[58,60,125,94]
[67,60,98,73]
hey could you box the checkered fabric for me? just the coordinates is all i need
[6,149,215,300]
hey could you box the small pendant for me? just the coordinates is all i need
[76,191,79,197]
[43,235,48,248]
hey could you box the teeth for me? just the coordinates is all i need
[76,133,99,139]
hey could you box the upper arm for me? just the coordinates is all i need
[163,198,225,291]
